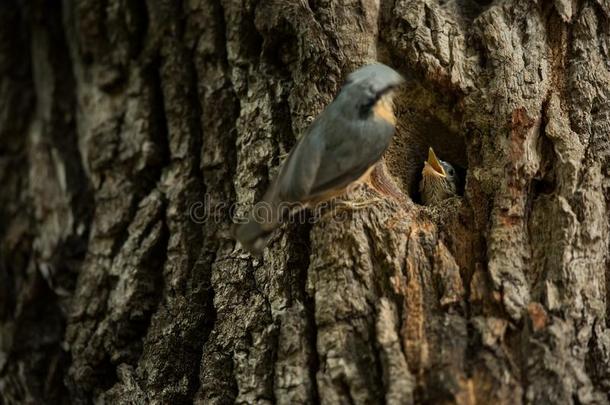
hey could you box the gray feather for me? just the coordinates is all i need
[233,63,404,253]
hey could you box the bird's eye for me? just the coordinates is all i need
[448,167,454,176]
[359,96,378,117]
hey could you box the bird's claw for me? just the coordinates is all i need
[334,197,382,210]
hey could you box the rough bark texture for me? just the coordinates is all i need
[1,0,610,404]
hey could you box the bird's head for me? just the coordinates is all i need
[420,147,459,204]
[422,147,457,180]
[336,63,404,123]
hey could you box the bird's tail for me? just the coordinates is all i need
[231,184,294,254]
[230,218,274,256]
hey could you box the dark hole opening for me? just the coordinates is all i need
[384,85,469,205]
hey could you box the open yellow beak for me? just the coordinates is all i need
[423,147,446,177]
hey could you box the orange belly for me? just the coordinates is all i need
[305,163,378,207]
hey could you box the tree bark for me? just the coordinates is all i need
[1,0,610,404]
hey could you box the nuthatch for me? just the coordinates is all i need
[232,63,404,254]
[419,147,459,205]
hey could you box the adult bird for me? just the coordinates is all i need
[419,147,459,205]
[232,63,405,254]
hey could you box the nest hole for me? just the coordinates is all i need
[384,81,469,205]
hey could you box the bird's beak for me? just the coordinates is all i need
[423,147,446,178]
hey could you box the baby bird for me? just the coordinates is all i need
[419,147,459,205]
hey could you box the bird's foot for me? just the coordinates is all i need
[334,197,382,210]
[313,196,382,222]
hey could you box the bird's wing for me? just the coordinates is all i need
[276,119,325,202]
[308,115,394,197]
[277,111,394,202]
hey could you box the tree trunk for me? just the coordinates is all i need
[1,0,610,403]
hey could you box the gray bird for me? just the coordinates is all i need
[232,63,405,254]
[419,147,459,205]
